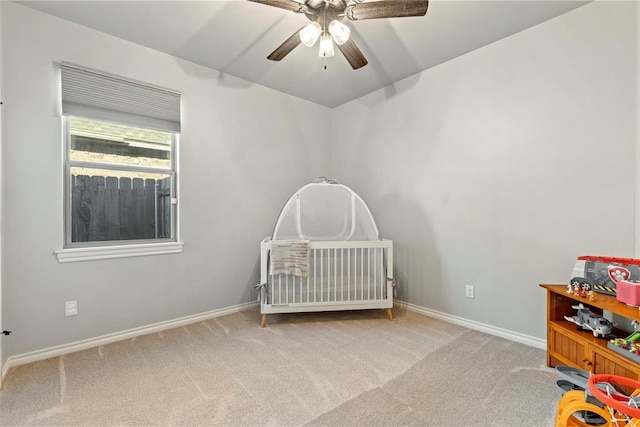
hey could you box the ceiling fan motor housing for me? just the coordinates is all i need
[305,0,347,25]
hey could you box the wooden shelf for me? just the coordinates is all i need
[541,284,640,322]
[550,320,620,350]
[540,283,640,378]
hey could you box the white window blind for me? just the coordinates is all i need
[61,62,181,132]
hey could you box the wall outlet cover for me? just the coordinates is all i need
[465,286,475,299]
[65,300,78,316]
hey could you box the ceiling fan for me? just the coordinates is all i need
[248,0,429,70]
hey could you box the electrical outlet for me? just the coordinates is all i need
[65,300,78,317]
[465,285,475,299]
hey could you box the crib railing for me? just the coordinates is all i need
[259,238,393,317]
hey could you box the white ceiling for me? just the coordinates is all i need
[20,0,590,107]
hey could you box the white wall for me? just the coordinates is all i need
[331,1,637,339]
[1,2,331,358]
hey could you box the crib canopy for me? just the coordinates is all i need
[271,178,381,241]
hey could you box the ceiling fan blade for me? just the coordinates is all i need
[347,1,429,20]
[267,28,303,61]
[337,39,368,70]
[247,0,305,13]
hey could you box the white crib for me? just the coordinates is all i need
[257,178,394,327]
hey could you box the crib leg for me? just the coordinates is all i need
[386,308,393,321]
[261,314,268,328]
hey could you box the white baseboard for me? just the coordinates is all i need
[395,300,546,350]
[1,301,259,383]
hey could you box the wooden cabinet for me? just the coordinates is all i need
[541,284,640,379]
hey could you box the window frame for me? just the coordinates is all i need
[55,116,183,263]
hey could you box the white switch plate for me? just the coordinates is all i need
[65,300,78,316]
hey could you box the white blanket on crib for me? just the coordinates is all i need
[270,240,310,277]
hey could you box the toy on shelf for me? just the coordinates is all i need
[568,277,595,300]
[609,266,640,307]
[608,330,640,363]
[571,255,640,296]
[564,303,613,338]
[609,265,632,282]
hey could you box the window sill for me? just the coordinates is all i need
[55,241,184,263]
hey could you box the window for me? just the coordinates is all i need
[56,63,182,262]
[67,116,175,243]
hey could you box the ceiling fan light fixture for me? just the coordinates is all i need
[318,34,335,57]
[328,20,350,45]
[300,22,322,47]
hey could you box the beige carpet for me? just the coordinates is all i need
[0,308,558,426]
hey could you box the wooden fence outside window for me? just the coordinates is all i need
[71,175,171,242]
